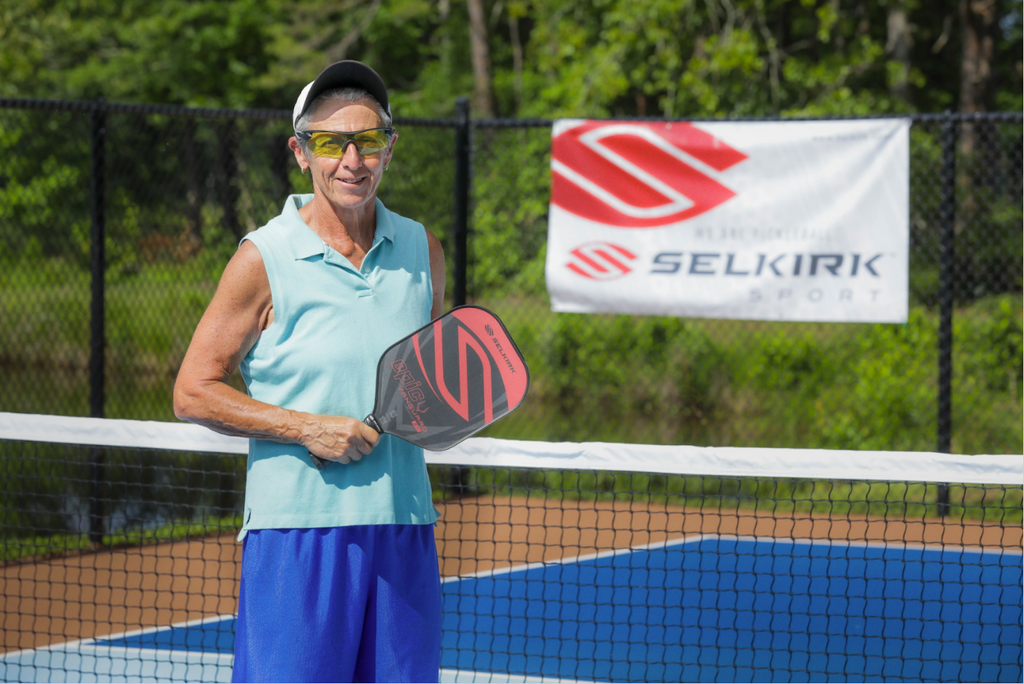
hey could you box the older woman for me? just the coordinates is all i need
[174,61,446,683]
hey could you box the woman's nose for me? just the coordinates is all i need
[341,141,363,168]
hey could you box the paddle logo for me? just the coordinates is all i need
[551,121,748,228]
[372,306,529,451]
[426,319,495,424]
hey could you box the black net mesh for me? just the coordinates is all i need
[1,440,242,684]
[0,437,1020,682]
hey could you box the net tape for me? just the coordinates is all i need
[0,412,1019,485]
[1,412,1021,683]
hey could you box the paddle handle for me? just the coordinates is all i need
[364,413,383,433]
[309,414,383,470]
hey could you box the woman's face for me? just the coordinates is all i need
[293,98,396,216]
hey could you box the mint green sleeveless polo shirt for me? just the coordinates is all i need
[237,194,438,539]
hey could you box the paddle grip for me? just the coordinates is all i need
[308,415,383,470]
[364,414,383,433]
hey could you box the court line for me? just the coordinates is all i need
[440,533,707,583]
[0,614,237,661]
[442,533,1022,583]
[439,667,577,683]
[73,646,234,666]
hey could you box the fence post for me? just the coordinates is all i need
[936,113,957,517]
[89,101,107,543]
[452,97,471,307]
[90,104,106,418]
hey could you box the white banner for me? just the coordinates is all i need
[545,118,910,322]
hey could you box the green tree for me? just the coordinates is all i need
[3,0,1019,117]
[1,0,280,106]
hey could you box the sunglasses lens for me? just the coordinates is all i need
[306,133,346,158]
[353,130,390,151]
[306,130,390,158]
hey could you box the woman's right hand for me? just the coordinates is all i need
[299,413,381,465]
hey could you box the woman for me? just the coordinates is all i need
[174,60,446,683]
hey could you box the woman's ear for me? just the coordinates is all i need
[383,130,398,170]
[287,136,309,173]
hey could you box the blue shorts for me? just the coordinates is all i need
[232,525,442,683]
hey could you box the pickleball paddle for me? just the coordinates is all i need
[310,305,530,469]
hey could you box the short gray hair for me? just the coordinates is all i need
[294,87,392,133]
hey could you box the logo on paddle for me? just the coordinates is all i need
[429,319,496,424]
[372,306,529,452]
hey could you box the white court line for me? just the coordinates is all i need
[3,615,573,682]
[0,647,233,684]
[0,613,236,661]
[74,645,234,666]
[442,533,1022,583]
[441,533,707,583]
[4,647,565,684]
[86,613,237,645]
[440,668,578,683]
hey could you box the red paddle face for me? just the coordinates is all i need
[372,306,529,450]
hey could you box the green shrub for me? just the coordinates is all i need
[522,313,730,443]
[812,310,937,451]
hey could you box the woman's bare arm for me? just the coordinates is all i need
[173,241,378,464]
[426,228,447,318]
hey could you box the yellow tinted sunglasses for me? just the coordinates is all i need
[295,128,395,158]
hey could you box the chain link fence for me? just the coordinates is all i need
[466,115,1023,455]
[0,100,1020,454]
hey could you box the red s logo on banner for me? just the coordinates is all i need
[551,122,748,228]
[566,242,637,280]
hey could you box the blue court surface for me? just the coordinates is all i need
[2,535,1021,683]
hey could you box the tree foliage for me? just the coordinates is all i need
[1,0,1018,286]
[1,0,1020,116]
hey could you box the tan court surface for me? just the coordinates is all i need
[3,496,1019,653]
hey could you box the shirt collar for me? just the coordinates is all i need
[373,198,396,245]
[284,195,394,260]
